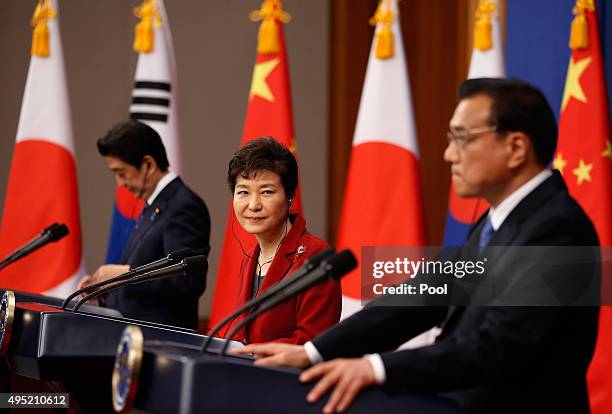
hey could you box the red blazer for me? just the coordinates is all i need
[233,215,342,344]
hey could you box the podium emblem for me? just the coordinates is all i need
[0,290,15,355]
[112,325,144,413]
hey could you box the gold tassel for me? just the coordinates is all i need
[473,0,495,52]
[376,26,394,59]
[258,16,279,53]
[30,0,56,57]
[133,0,162,53]
[250,0,291,55]
[569,0,595,50]
[369,0,395,59]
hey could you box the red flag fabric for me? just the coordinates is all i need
[553,5,612,413]
[210,0,301,328]
[0,0,84,297]
[336,0,426,318]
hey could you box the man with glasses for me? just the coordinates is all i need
[236,78,600,414]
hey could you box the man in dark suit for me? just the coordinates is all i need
[237,79,600,413]
[79,120,210,330]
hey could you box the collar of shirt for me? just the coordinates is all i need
[147,171,178,205]
[488,168,552,231]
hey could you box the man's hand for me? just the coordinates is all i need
[300,358,376,414]
[77,275,95,290]
[77,264,129,294]
[90,264,129,284]
[233,343,311,368]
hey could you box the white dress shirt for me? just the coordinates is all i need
[147,171,178,205]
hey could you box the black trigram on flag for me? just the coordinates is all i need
[129,81,172,123]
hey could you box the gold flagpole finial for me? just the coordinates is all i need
[473,0,496,52]
[133,0,162,53]
[369,0,395,59]
[31,0,57,57]
[250,0,291,55]
[570,0,595,50]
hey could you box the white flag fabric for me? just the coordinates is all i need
[338,0,426,319]
[467,0,505,79]
[0,0,84,297]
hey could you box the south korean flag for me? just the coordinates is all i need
[129,0,181,173]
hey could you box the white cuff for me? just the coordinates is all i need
[304,341,324,365]
[364,354,386,385]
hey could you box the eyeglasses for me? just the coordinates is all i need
[446,125,498,148]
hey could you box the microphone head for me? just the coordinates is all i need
[44,223,69,242]
[167,248,195,262]
[322,249,357,280]
[182,255,208,275]
[305,247,335,269]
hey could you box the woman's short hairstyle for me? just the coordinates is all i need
[227,137,298,199]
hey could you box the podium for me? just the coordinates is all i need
[120,338,463,414]
[2,290,463,413]
[2,290,236,413]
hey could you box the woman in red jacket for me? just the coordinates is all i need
[227,137,342,344]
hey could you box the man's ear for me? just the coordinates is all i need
[506,132,530,169]
[141,155,158,174]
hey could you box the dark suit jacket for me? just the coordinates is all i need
[233,214,342,344]
[313,171,600,413]
[104,177,210,330]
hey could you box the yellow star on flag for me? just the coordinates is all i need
[561,56,593,112]
[603,140,612,161]
[249,58,280,102]
[553,153,568,175]
[572,159,593,185]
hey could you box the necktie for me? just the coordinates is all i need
[135,203,150,229]
[479,216,495,248]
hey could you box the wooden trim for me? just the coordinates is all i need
[327,0,376,242]
[327,0,471,245]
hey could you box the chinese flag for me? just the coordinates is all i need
[210,0,302,327]
[553,5,612,413]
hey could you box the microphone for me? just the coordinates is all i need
[0,223,69,271]
[129,247,195,275]
[200,247,335,353]
[71,255,207,312]
[61,247,196,310]
[252,249,356,315]
[219,249,357,356]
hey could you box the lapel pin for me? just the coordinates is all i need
[150,208,161,222]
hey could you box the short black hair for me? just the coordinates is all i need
[97,120,169,171]
[458,78,557,166]
[227,137,298,199]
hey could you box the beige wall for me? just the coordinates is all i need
[0,0,328,318]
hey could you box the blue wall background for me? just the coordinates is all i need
[507,0,612,120]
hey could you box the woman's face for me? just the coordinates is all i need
[233,170,289,239]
